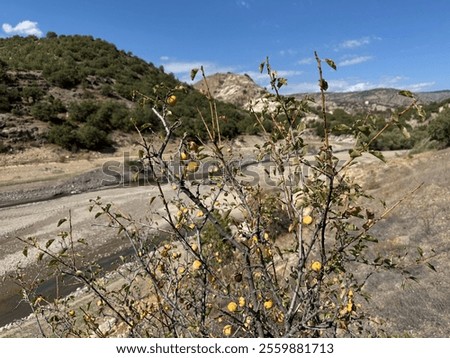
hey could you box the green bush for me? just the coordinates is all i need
[428,108,450,147]
[44,65,83,89]
[30,99,66,122]
[47,123,79,151]
[68,100,99,122]
[76,124,110,150]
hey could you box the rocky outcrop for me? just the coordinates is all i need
[194,72,267,108]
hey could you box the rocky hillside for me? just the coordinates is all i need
[194,72,267,108]
[0,34,251,153]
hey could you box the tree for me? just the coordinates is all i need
[16,56,434,338]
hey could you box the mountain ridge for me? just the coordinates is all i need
[194,72,450,113]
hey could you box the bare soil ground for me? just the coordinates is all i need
[0,137,448,337]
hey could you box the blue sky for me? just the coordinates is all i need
[2,0,450,93]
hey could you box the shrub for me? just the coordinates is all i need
[16,55,434,338]
[428,108,450,147]
[30,99,66,123]
[76,124,110,150]
[47,123,79,151]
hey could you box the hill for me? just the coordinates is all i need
[295,88,450,113]
[195,72,450,151]
[0,34,252,153]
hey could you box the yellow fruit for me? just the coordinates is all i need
[189,141,199,152]
[277,312,285,323]
[196,210,204,217]
[264,300,273,310]
[186,161,200,173]
[68,310,76,317]
[346,300,353,313]
[302,215,313,225]
[192,260,202,270]
[238,297,246,307]
[311,261,322,272]
[177,267,186,275]
[227,301,238,312]
[180,152,189,160]
[166,95,177,106]
[223,324,233,336]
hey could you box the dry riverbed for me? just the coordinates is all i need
[0,138,449,337]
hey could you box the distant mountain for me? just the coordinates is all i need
[294,88,450,113]
[195,72,450,114]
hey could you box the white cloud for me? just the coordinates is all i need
[279,49,297,57]
[282,78,436,94]
[338,37,371,49]
[161,60,236,82]
[338,56,373,67]
[243,70,303,88]
[297,57,314,65]
[404,82,435,92]
[236,0,250,8]
[2,20,43,37]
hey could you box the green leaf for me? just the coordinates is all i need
[426,262,437,272]
[325,58,337,70]
[45,239,55,249]
[333,124,350,132]
[190,68,199,81]
[319,79,328,91]
[48,259,59,267]
[349,149,362,159]
[277,77,287,89]
[369,149,386,163]
[417,246,424,257]
[57,218,67,227]
[399,90,414,98]
[259,61,266,73]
